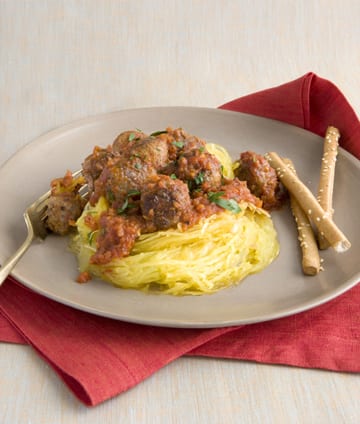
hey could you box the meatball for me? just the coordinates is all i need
[140,175,191,231]
[126,137,169,171]
[46,193,85,235]
[165,128,206,161]
[91,157,156,208]
[165,127,188,140]
[234,151,287,210]
[220,178,263,208]
[45,171,86,235]
[82,145,115,193]
[175,149,222,192]
[90,136,170,207]
[112,130,148,154]
[181,135,206,153]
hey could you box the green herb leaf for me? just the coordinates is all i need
[117,190,141,215]
[117,198,129,214]
[126,203,137,210]
[150,130,168,137]
[87,230,98,246]
[106,190,115,202]
[194,171,205,185]
[127,189,141,196]
[170,173,177,179]
[186,180,194,191]
[208,192,241,213]
[128,132,137,141]
[208,191,225,202]
[172,140,185,148]
[130,153,141,159]
[134,163,142,170]
[215,198,241,213]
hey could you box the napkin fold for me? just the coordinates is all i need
[1,72,359,406]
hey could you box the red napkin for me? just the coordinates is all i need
[1,72,359,406]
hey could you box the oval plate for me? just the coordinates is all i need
[0,107,359,328]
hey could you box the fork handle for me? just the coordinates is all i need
[0,218,35,286]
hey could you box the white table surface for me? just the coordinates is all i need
[1,1,359,423]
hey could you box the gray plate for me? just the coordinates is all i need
[0,107,359,328]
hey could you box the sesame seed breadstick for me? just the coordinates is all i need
[317,126,340,249]
[283,158,321,275]
[265,152,351,253]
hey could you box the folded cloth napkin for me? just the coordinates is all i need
[0,72,359,406]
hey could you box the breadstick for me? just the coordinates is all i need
[265,152,351,253]
[283,158,321,275]
[317,126,340,249]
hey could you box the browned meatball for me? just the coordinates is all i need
[220,178,263,208]
[140,175,191,231]
[165,128,206,161]
[82,146,116,193]
[234,151,287,210]
[91,157,156,208]
[165,127,188,140]
[175,149,222,192]
[181,135,207,153]
[112,130,148,153]
[46,193,85,235]
[126,137,169,171]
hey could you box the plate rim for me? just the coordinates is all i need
[3,105,360,170]
[1,106,360,328]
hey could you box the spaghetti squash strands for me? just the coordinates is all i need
[205,143,235,179]
[72,200,279,295]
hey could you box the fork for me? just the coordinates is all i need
[0,170,83,286]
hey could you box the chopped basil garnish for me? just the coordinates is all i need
[128,132,137,141]
[208,191,241,213]
[107,190,115,202]
[127,189,141,196]
[117,198,129,214]
[172,140,185,148]
[216,198,241,213]
[208,191,225,201]
[194,171,205,185]
[87,230,98,246]
[170,173,177,179]
[117,190,140,215]
[150,130,168,137]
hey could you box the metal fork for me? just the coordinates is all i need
[0,170,83,286]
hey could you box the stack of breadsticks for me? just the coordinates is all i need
[265,126,351,276]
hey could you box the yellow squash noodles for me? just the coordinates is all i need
[72,197,279,295]
[205,143,235,179]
